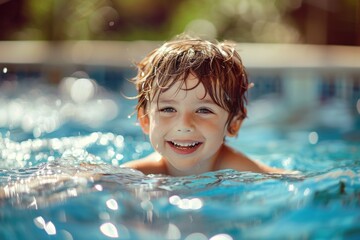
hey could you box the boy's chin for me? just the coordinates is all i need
[166,159,206,174]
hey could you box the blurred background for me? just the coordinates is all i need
[0,0,359,139]
[0,0,359,44]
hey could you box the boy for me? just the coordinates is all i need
[122,35,285,176]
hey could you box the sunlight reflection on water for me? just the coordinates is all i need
[0,80,359,240]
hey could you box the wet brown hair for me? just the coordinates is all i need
[132,35,249,133]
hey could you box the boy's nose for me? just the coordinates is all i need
[176,112,194,132]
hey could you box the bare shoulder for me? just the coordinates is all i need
[218,145,288,174]
[121,152,167,175]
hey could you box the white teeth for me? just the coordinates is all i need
[172,141,199,147]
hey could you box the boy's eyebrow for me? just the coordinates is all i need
[158,99,177,104]
[158,98,217,105]
[197,99,217,105]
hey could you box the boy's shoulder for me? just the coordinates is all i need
[121,152,167,175]
[218,145,286,174]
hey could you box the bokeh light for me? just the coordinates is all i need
[100,222,118,238]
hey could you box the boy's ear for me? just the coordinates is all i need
[138,107,150,134]
[226,116,243,137]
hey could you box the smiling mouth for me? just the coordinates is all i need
[167,141,202,154]
[169,141,201,148]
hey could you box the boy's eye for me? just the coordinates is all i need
[197,108,214,114]
[159,107,176,113]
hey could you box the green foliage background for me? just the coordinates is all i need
[0,0,359,45]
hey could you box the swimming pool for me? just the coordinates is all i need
[0,73,359,240]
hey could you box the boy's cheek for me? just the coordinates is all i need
[151,114,171,125]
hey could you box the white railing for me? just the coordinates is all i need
[0,41,359,71]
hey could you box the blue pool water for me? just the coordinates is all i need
[0,77,360,240]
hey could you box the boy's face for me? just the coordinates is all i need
[139,75,238,173]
